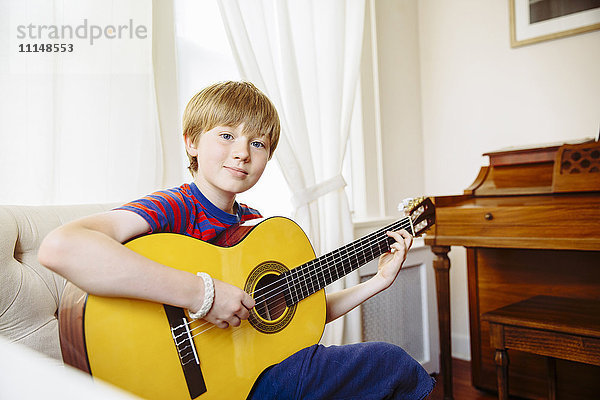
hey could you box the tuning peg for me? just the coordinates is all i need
[398,198,413,215]
[399,197,425,214]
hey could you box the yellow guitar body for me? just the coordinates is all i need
[79,217,325,399]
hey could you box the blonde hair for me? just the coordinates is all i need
[182,81,281,176]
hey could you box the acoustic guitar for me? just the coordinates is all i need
[59,198,435,399]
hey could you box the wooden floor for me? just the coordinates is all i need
[428,358,499,400]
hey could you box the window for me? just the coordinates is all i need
[174,0,292,218]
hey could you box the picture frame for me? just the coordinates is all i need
[509,0,600,47]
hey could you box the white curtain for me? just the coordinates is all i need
[218,0,366,344]
[0,0,168,205]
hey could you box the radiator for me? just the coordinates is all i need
[358,241,439,374]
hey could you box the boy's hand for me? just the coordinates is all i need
[324,229,413,323]
[203,278,255,329]
[375,229,413,288]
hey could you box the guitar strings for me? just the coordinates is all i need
[171,218,413,343]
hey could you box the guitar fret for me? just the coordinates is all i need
[342,245,351,276]
[343,246,352,275]
[313,260,321,292]
[293,272,298,304]
[330,251,336,282]
[327,253,335,283]
[319,259,326,290]
[377,239,387,254]
[311,260,322,294]
[299,267,307,300]
[313,260,322,293]
[353,242,364,268]
[344,247,352,275]
[307,264,314,295]
[328,251,335,283]
[292,271,302,302]
[291,269,300,304]
[295,269,301,303]
[308,262,316,295]
[299,265,307,298]
[340,248,348,280]
[304,265,312,297]
[284,272,293,306]
[333,249,342,282]
[351,242,359,268]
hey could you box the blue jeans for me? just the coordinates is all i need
[248,342,435,399]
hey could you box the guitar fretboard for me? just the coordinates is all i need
[281,217,414,307]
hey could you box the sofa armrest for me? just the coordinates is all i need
[0,204,117,361]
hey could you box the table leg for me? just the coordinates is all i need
[547,357,556,400]
[494,349,509,400]
[432,245,452,399]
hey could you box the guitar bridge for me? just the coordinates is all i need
[164,305,207,398]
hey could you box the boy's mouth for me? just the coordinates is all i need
[224,166,248,176]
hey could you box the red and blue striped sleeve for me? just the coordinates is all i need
[117,188,193,235]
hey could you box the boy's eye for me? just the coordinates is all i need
[251,140,265,149]
[220,133,233,140]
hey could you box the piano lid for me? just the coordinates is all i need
[465,138,600,196]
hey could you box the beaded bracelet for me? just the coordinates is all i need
[188,272,215,320]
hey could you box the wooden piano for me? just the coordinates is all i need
[424,139,600,399]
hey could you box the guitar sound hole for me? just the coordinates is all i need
[254,274,286,321]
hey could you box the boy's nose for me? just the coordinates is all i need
[232,141,250,161]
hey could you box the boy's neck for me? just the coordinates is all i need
[193,177,237,215]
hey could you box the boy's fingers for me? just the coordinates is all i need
[387,229,413,254]
[387,229,413,243]
[397,229,413,248]
[391,241,405,252]
[237,307,250,320]
[242,293,255,310]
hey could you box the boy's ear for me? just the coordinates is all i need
[184,135,198,156]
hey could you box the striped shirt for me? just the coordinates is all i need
[117,182,262,243]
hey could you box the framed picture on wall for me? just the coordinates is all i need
[509,0,600,47]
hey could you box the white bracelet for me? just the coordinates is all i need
[188,272,214,320]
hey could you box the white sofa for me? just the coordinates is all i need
[0,204,115,361]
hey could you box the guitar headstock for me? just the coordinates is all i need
[399,197,436,237]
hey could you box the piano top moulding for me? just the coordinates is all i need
[425,138,600,252]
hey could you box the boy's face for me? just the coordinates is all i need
[185,124,270,204]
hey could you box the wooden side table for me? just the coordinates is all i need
[482,296,600,400]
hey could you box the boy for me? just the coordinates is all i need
[39,81,434,399]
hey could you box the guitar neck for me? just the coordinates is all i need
[281,217,414,306]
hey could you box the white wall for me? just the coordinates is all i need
[357,0,425,220]
[376,0,425,214]
[376,0,600,359]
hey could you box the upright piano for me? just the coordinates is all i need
[424,140,600,399]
